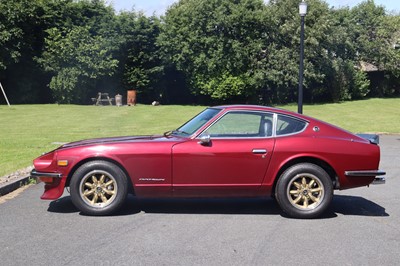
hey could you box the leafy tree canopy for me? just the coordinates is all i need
[160,0,269,101]
[0,0,399,105]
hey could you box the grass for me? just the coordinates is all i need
[0,98,399,177]
[280,98,400,134]
[0,104,204,176]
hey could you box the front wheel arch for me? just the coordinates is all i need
[66,157,134,194]
[69,160,129,215]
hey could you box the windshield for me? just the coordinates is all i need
[172,108,221,136]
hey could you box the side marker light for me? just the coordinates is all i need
[57,160,68,167]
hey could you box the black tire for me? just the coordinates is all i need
[275,163,333,219]
[70,160,128,216]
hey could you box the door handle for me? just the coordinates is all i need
[252,149,267,154]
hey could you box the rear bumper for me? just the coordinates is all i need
[356,134,380,144]
[345,170,386,185]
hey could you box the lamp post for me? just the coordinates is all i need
[298,1,307,114]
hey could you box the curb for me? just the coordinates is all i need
[0,175,38,197]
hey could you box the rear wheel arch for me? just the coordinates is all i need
[272,157,338,196]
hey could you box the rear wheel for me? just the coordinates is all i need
[70,161,128,216]
[275,163,333,218]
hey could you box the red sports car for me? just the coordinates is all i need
[31,105,385,218]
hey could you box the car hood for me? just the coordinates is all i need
[58,135,181,150]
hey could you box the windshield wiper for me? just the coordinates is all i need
[163,130,173,137]
[163,130,190,137]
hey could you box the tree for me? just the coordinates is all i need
[0,0,54,103]
[349,1,400,97]
[37,0,120,104]
[254,0,340,103]
[1,0,399,105]
[0,0,36,70]
[160,0,269,102]
[39,25,118,103]
[381,14,400,96]
[321,7,370,101]
[117,12,164,103]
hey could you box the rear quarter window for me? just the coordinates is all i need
[276,115,307,136]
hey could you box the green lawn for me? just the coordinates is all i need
[0,98,399,176]
[281,98,400,134]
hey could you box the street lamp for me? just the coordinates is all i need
[298,1,307,114]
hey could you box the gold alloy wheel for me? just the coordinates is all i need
[287,173,324,210]
[79,170,118,208]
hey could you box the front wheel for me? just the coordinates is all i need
[275,163,333,219]
[70,161,128,216]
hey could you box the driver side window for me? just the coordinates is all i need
[205,112,273,138]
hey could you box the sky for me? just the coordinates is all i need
[106,0,399,16]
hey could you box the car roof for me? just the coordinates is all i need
[214,104,309,121]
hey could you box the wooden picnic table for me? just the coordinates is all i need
[91,92,114,106]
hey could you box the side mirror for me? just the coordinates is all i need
[198,134,211,145]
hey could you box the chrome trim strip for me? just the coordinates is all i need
[30,170,62,178]
[272,113,277,137]
[344,170,386,177]
[198,136,271,140]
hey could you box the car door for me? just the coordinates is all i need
[172,111,275,196]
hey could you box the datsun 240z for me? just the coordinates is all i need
[31,105,386,218]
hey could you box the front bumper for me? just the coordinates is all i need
[30,170,62,179]
[345,170,386,185]
[31,169,66,200]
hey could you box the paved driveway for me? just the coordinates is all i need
[0,136,399,265]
